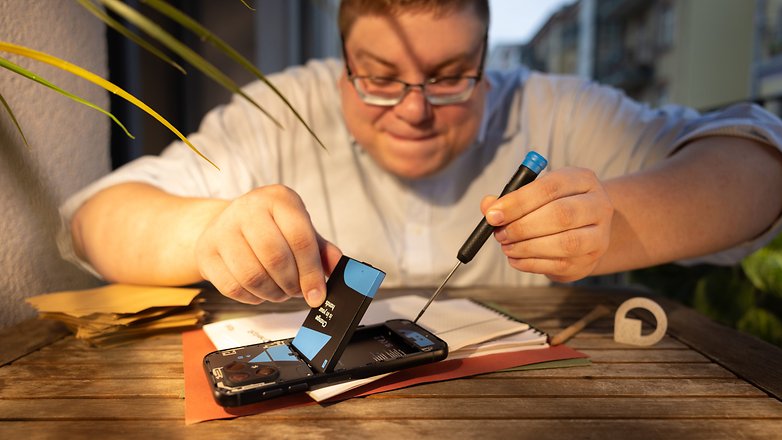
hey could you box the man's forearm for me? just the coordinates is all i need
[595,136,782,274]
[71,182,228,285]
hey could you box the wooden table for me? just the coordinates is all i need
[2,285,782,439]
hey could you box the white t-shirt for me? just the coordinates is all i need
[59,59,782,288]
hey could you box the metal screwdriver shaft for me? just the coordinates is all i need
[413,261,461,323]
[413,151,548,324]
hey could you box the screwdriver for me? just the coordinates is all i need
[413,150,548,323]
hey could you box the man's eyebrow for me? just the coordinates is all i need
[353,48,397,70]
[354,47,480,74]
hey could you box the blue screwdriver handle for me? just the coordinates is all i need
[456,151,547,264]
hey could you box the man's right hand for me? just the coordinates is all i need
[194,184,342,308]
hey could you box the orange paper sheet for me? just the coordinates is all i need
[183,329,587,425]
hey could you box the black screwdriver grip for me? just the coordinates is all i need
[456,164,540,264]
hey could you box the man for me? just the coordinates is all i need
[60,0,782,309]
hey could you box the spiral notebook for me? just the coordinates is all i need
[203,294,549,401]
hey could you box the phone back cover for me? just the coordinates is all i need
[292,256,385,373]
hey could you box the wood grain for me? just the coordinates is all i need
[1,285,781,438]
[0,318,70,366]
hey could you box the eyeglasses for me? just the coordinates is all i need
[342,34,487,107]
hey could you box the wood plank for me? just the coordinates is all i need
[654,296,782,400]
[3,419,782,439]
[566,336,687,349]
[1,397,781,420]
[0,362,183,379]
[0,360,731,381]
[42,333,183,351]
[0,377,763,400]
[379,378,765,397]
[0,398,181,420]
[17,348,182,364]
[0,378,184,399]
[490,362,735,378]
[464,286,782,400]
[0,319,70,366]
[582,349,709,363]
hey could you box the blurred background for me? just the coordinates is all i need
[110,0,782,164]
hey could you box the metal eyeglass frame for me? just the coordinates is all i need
[341,33,488,106]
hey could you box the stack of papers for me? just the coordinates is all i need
[26,284,205,346]
[203,294,548,402]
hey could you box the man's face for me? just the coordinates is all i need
[339,7,488,179]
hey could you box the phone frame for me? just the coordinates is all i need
[203,319,448,407]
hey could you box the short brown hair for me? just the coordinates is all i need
[338,0,490,39]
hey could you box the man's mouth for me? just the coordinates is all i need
[388,131,437,141]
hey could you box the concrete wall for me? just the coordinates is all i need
[0,1,110,328]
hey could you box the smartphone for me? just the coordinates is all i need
[203,318,448,407]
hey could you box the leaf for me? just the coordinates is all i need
[98,0,282,130]
[77,0,186,75]
[736,307,782,346]
[0,55,134,139]
[693,268,756,325]
[767,232,782,251]
[0,41,218,169]
[742,245,782,298]
[141,0,326,149]
[239,0,256,11]
[0,90,30,148]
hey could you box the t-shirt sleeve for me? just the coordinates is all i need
[521,73,782,266]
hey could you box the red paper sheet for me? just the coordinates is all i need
[183,328,587,425]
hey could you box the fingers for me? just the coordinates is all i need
[196,185,340,308]
[500,225,604,260]
[506,256,598,283]
[495,191,611,242]
[499,225,610,282]
[199,227,289,304]
[240,217,303,301]
[485,167,614,282]
[485,168,599,227]
[198,251,269,305]
[246,191,326,307]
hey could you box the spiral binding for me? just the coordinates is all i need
[469,299,549,342]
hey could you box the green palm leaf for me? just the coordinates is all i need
[97,0,282,129]
[239,0,256,11]
[0,55,133,139]
[141,0,326,149]
[0,90,30,148]
[0,41,217,169]
[77,0,186,75]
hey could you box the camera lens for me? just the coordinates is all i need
[255,365,280,381]
[228,372,250,382]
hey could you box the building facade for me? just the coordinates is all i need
[502,0,760,111]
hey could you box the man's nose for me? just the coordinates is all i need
[393,86,432,124]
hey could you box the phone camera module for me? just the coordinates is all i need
[255,365,280,381]
[228,372,251,383]
[222,361,280,387]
